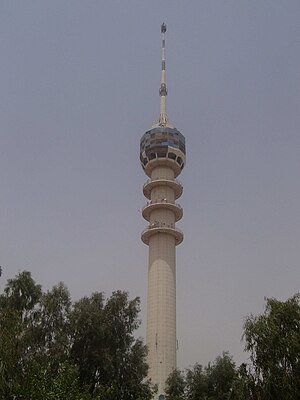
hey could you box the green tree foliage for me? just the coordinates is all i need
[185,363,207,400]
[164,295,300,400]
[0,271,42,399]
[3,271,299,400]
[0,271,153,400]
[26,282,72,373]
[243,294,300,400]
[165,353,236,400]
[231,363,257,400]
[165,369,186,400]
[0,270,42,314]
[205,352,236,399]
[70,290,152,399]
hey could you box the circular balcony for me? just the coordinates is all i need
[141,222,183,246]
[143,178,183,200]
[142,157,183,178]
[142,200,183,222]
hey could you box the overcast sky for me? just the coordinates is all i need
[1,1,300,368]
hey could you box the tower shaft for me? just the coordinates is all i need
[147,166,177,396]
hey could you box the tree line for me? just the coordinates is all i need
[0,271,152,400]
[0,271,299,400]
[165,295,300,400]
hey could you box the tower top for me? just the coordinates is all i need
[155,22,173,128]
[140,22,186,177]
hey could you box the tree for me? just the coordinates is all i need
[243,294,300,400]
[231,363,258,400]
[0,270,41,315]
[70,290,153,399]
[205,352,236,399]
[0,271,153,400]
[185,363,207,400]
[165,354,237,400]
[0,271,42,399]
[165,369,186,400]
[25,282,72,372]
[70,292,105,394]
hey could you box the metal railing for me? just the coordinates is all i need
[143,177,182,189]
[142,222,183,235]
[142,200,182,211]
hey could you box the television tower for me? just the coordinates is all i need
[140,23,186,399]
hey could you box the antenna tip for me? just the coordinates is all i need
[161,23,167,33]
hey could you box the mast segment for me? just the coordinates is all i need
[159,22,168,126]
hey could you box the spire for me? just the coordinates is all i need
[158,22,168,126]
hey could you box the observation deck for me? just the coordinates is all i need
[142,200,183,222]
[140,126,186,177]
[141,222,183,246]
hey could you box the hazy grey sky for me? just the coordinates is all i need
[1,1,300,368]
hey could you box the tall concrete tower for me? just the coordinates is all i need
[140,23,186,399]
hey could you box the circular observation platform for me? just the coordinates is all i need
[142,201,183,222]
[143,178,183,200]
[141,223,183,246]
[140,126,186,178]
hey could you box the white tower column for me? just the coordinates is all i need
[140,23,186,400]
[147,232,176,395]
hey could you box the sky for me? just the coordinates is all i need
[1,0,300,369]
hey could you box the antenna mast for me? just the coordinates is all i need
[159,22,168,126]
